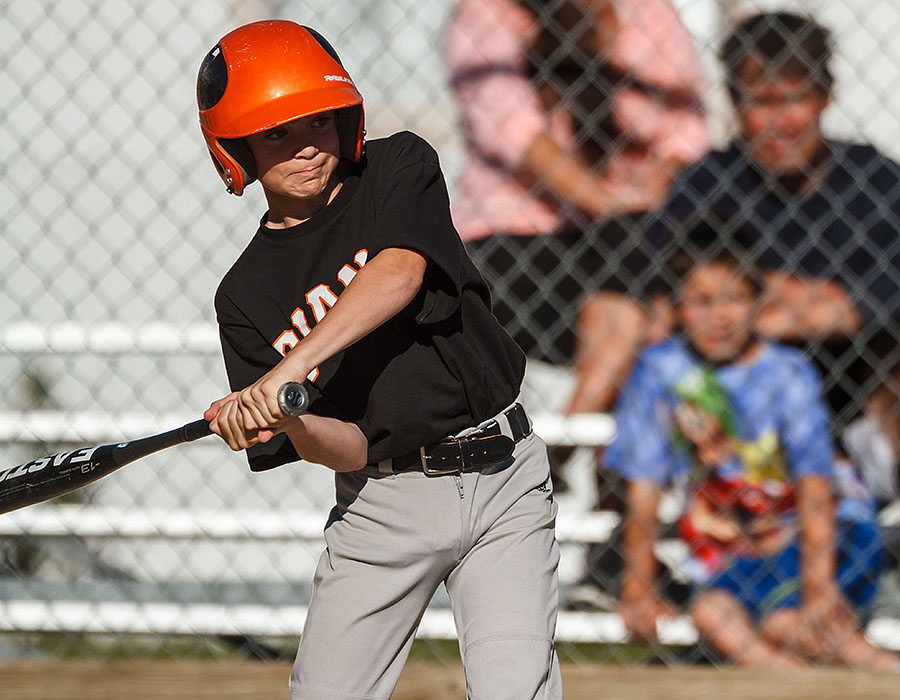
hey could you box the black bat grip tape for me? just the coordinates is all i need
[277,381,310,417]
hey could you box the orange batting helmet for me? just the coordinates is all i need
[197,20,365,195]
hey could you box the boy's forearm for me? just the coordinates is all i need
[621,479,662,601]
[283,247,427,377]
[283,413,368,472]
[622,520,658,601]
[797,475,836,595]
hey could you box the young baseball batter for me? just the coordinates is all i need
[196,20,561,700]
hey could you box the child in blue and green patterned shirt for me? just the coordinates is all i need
[606,241,897,670]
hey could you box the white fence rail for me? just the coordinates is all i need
[2,504,899,650]
[3,323,900,652]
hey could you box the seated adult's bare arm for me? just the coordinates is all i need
[566,292,668,414]
[756,273,861,339]
[523,132,679,218]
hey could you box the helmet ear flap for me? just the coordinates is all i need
[202,128,257,196]
[220,138,258,188]
[336,104,365,161]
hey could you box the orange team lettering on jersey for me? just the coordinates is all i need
[271,249,369,381]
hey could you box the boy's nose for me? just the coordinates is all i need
[293,139,320,158]
[708,298,734,319]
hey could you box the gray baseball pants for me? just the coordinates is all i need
[289,414,562,700]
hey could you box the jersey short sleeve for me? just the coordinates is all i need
[604,348,680,484]
[773,349,834,481]
[366,132,473,325]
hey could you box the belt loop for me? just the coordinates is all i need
[502,403,530,442]
[514,403,532,438]
[458,435,470,470]
[377,459,393,474]
[494,409,514,441]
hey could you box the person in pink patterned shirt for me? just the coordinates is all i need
[445,0,709,370]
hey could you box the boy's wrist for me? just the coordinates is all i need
[280,345,316,383]
[621,573,655,603]
[802,576,838,602]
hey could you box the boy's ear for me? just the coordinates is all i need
[220,138,258,188]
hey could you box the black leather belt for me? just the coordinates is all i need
[377,403,531,475]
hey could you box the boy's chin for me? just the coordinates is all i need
[696,338,752,364]
[703,350,738,363]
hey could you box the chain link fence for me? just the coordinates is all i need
[2,0,900,670]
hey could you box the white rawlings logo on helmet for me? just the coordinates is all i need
[323,75,354,84]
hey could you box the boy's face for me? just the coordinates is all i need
[734,58,829,175]
[245,111,342,210]
[677,263,756,363]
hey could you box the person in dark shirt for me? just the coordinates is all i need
[196,20,561,700]
[572,10,900,432]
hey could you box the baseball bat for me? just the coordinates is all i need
[0,381,310,516]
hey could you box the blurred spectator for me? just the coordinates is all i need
[445,0,708,492]
[568,11,900,442]
[844,362,900,509]
[444,0,708,374]
[602,241,897,669]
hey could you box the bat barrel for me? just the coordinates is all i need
[0,421,212,516]
[0,442,122,515]
[0,382,308,515]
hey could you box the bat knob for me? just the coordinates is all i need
[277,382,310,417]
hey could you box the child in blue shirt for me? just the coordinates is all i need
[606,241,898,669]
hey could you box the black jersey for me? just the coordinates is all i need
[215,131,525,470]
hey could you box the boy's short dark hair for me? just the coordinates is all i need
[663,223,765,300]
[720,11,834,103]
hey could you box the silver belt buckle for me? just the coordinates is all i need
[419,443,465,476]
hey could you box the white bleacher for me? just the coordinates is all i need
[2,322,900,651]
